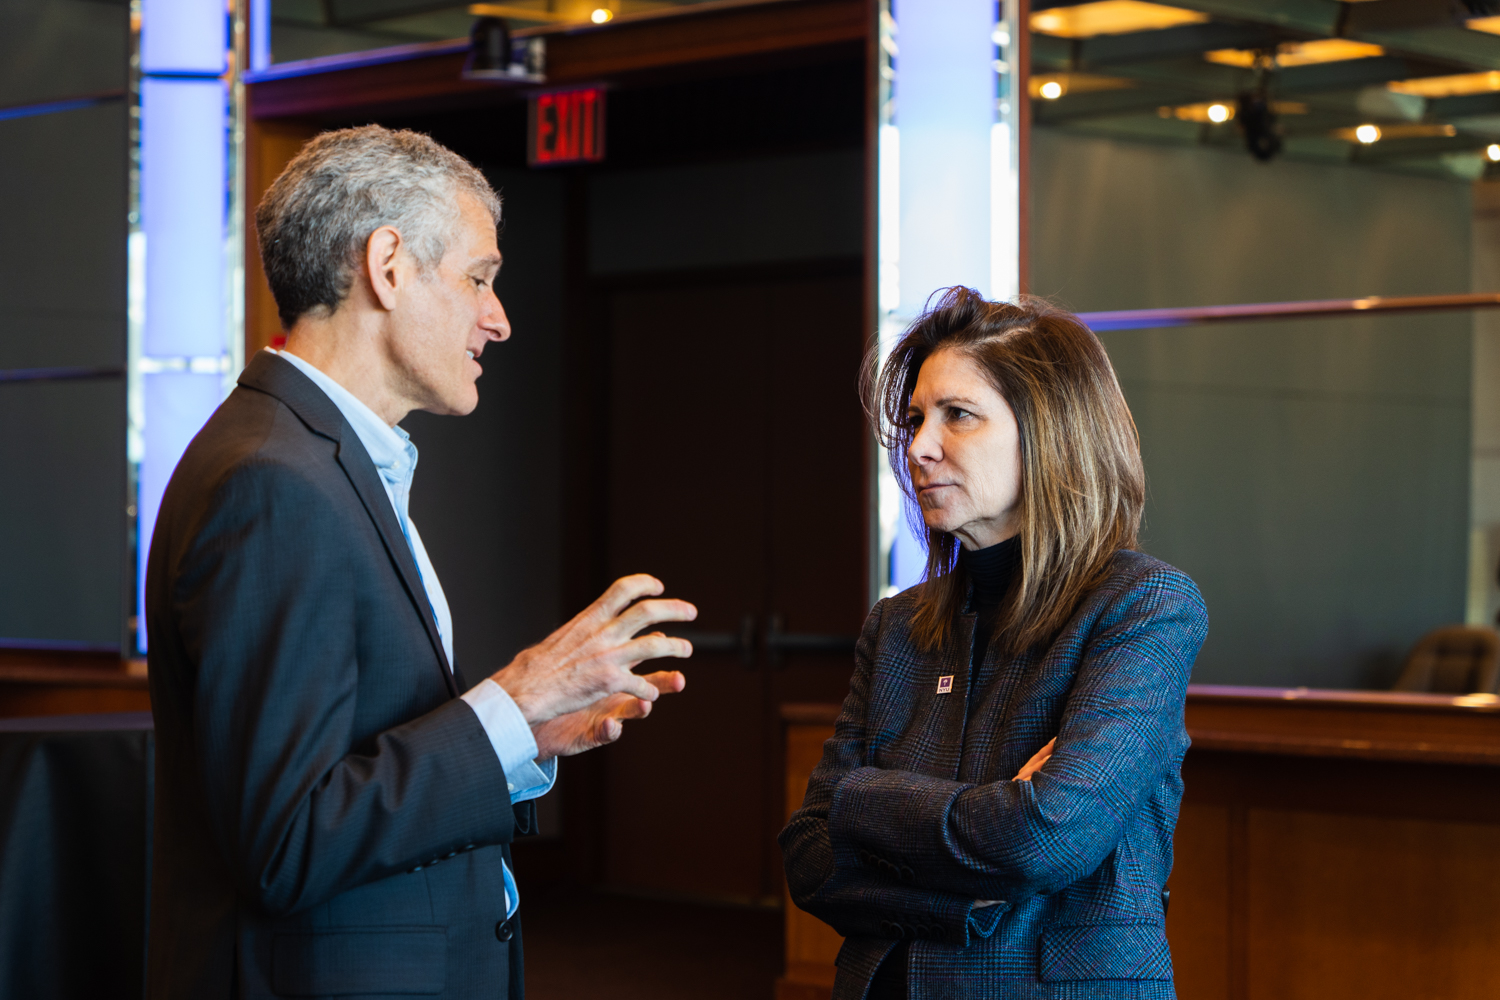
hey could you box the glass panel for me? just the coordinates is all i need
[1026,1,1500,688]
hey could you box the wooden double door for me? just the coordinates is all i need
[595,264,870,903]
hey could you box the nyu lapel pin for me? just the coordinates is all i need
[936,675,954,694]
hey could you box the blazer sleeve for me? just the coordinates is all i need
[169,457,518,918]
[779,600,999,946]
[824,564,1206,904]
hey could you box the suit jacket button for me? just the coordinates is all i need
[495,920,514,942]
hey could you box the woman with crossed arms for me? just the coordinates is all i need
[781,288,1208,1000]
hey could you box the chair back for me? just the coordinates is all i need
[1391,625,1500,694]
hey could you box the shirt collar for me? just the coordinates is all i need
[268,348,418,488]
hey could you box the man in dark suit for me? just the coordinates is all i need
[146,125,696,999]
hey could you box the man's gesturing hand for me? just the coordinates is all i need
[532,670,686,761]
[491,574,696,725]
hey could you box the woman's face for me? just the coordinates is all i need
[906,348,1022,551]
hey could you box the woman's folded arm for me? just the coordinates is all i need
[826,568,1206,902]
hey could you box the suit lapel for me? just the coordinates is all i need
[336,436,458,696]
[239,351,459,697]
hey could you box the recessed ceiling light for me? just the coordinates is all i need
[1207,39,1384,69]
[1207,103,1230,123]
[1488,144,1500,162]
[1030,1,1207,39]
[1040,80,1064,99]
[590,7,612,23]
[1355,124,1382,143]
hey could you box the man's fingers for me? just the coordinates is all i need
[613,670,663,703]
[615,597,698,637]
[640,669,686,695]
[615,631,694,667]
[595,574,665,618]
[595,716,624,745]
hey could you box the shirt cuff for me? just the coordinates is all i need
[460,679,554,802]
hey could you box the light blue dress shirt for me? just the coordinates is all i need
[273,349,553,918]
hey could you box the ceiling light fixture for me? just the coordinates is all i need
[1490,144,1500,162]
[1030,0,1207,39]
[1207,39,1384,69]
[1039,80,1064,99]
[1389,71,1500,98]
[1355,124,1382,144]
[1207,103,1230,123]
[590,7,613,23]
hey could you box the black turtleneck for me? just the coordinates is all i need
[961,534,1022,670]
[866,534,1023,1000]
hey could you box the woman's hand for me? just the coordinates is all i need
[1013,738,1056,782]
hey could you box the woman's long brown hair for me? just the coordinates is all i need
[865,287,1146,656]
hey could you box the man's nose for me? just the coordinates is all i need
[483,291,511,342]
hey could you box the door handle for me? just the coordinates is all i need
[664,613,756,667]
[763,613,858,667]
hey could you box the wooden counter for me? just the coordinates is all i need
[0,648,150,718]
[779,685,1500,1000]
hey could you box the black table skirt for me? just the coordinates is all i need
[0,712,153,1000]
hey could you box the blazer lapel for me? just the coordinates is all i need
[239,351,459,697]
[336,438,458,696]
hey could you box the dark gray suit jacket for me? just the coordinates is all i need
[146,351,531,999]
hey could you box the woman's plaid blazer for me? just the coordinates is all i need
[780,549,1208,1000]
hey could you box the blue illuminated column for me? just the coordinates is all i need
[877,0,1024,595]
[132,0,240,651]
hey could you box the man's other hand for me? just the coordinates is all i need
[532,669,686,761]
[491,574,696,725]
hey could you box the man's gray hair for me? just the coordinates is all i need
[255,125,502,329]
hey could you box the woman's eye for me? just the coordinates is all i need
[950,407,972,420]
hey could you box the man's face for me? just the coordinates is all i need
[386,192,510,417]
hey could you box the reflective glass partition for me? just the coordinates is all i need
[0,0,132,651]
[1021,0,1500,691]
[877,0,1025,595]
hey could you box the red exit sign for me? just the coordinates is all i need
[528,86,605,166]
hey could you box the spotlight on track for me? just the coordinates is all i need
[463,16,511,79]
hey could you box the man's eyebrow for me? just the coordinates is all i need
[472,253,503,271]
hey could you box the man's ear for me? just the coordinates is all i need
[365,226,403,311]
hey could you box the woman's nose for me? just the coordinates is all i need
[909,422,941,465]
